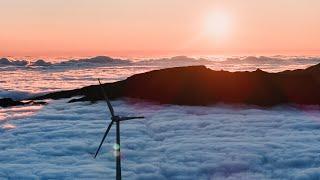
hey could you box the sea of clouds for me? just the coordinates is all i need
[1,56,320,179]
[1,99,320,179]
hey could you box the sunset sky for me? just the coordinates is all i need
[1,0,320,57]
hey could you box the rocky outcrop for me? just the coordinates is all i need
[31,63,320,106]
[0,98,47,108]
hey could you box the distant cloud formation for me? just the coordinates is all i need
[0,58,28,66]
[0,56,130,68]
[1,56,320,72]
[224,56,320,65]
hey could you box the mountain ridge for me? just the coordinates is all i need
[28,63,320,106]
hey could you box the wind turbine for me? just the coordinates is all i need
[93,79,144,180]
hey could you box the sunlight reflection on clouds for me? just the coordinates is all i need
[0,105,43,121]
[1,123,16,130]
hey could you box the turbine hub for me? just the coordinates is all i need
[111,116,121,122]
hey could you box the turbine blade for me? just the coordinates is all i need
[119,116,145,121]
[98,79,115,117]
[94,120,114,158]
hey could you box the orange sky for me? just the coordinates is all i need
[1,0,320,57]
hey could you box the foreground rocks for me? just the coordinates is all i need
[0,98,47,108]
[31,63,320,106]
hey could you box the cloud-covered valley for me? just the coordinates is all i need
[1,99,320,179]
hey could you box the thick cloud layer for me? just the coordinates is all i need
[1,56,319,72]
[1,56,320,179]
[224,56,320,65]
[0,58,28,66]
[1,99,320,179]
[0,56,131,69]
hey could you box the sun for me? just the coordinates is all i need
[203,10,233,42]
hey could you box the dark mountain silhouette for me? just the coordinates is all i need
[29,63,320,107]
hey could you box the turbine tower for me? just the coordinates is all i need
[94,79,144,180]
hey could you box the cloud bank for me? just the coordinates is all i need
[0,56,131,69]
[1,56,319,72]
[0,99,320,179]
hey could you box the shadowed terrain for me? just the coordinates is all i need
[25,63,320,107]
[0,98,46,108]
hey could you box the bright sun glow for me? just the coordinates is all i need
[203,10,233,42]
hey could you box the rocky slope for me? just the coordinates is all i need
[30,63,320,106]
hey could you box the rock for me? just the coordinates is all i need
[0,98,25,107]
[31,64,320,106]
[0,98,47,108]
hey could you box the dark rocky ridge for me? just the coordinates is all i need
[30,63,320,106]
[0,98,47,108]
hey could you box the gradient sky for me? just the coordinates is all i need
[1,0,320,57]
